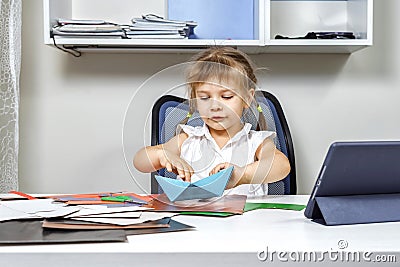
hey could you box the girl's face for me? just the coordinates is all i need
[195,82,253,135]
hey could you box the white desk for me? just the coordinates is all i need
[1,195,399,267]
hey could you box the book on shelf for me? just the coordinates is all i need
[130,14,197,39]
[52,32,125,38]
[126,31,185,36]
[126,34,187,39]
[57,18,110,25]
[142,14,197,27]
[51,15,197,40]
[125,25,187,39]
[131,14,197,29]
[52,31,126,38]
[129,25,187,32]
[52,18,125,38]
[126,30,183,35]
[54,24,123,33]
[131,18,187,28]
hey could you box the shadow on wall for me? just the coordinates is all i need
[255,53,350,78]
[57,47,354,87]
[57,52,353,91]
[61,52,193,80]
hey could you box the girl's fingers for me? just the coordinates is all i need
[181,163,193,182]
[184,170,191,182]
[210,162,230,175]
[165,160,194,182]
[189,166,195,178]
[166,162,173,173]
[175,162,185,179]
[210,164,222,175]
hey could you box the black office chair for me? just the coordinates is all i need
[150,91,296,194]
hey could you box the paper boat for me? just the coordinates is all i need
[155,166,234,202]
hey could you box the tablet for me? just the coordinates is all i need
[304,141,400,219]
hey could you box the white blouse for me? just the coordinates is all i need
[179,123,276,196]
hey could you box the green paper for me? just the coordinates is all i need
[244,202,306,212]
[179,211,234,217]
[101,196,131,202]
[178,203,306,216]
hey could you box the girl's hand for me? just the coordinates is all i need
[209,162,243,189]
[209,162,232,175]
[157,149,194,182]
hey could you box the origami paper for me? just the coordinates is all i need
[146,194,246,215]
[244,202,306,212]
[155,166,233,202]
[0,220,126,244]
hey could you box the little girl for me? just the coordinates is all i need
[134,47,290,196]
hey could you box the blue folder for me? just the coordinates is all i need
[305,141,400,226]
[167,0,255,40]
[155,166,234,202]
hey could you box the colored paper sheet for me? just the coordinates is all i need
[178,202,306,216]
[0,199,80,222]
[69,212,177,226]
[244,202,306,212]
[42,219,169,230]
[125,218,195,235]
[0,220,126,244]
[179,211,234,217]
[65,205,151,218]
[47,192,155,206]
[146,194,247,215]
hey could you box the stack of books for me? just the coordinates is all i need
[127,14,197,39]
[52,19,126,38]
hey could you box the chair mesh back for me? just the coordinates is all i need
[158,101,203,180]
[155,93,291,194]
[255,95,287,194]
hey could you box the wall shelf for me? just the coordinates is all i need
[44,0,373,54]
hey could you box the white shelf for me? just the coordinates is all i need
[44,0,373,54]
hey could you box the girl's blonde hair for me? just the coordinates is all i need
[182,46,267,131]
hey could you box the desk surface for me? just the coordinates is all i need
[1,195,399,266]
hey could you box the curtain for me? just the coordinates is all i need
[0,0,21,193]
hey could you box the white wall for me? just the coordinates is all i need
[19,0,400,194]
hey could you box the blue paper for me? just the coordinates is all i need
[155,166,234,202]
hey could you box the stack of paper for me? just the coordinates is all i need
[50,192,151,206]
[0,193,195,244]
[52,19,126,38]
[0,199,79,222]
[41,205,176,230]
[127,14,197,39]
